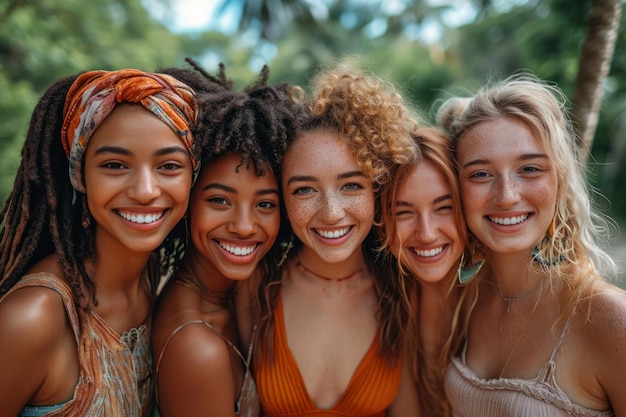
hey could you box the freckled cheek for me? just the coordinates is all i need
[285,198,317,229]
[350,195,375,226]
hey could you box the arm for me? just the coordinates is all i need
[592,289,626,416]
[155,323,238,417]
[0,287,77,417]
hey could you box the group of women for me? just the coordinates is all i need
[0,55,624,417]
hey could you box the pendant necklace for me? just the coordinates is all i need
[486,279,542,331]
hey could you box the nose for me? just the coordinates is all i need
[128,167,161,202]
[228,206,257,236]
[415,214,437,243]
[494,174,521,207]
[319,191,344,223]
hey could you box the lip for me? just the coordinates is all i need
[312,226,353,246]
[409,244,448,264]
[116,208,168,229]
[485,212,531,232]
[214,239,261,263]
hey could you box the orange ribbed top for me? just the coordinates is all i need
[255,292,402,417]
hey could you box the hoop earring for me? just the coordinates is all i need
[457,252,484,285]
[277,235,294,267]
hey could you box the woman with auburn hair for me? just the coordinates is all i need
[378,125,480,417]
[247,59,421,417]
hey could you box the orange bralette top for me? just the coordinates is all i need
[254,292,402,417]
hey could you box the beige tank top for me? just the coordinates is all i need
[444,316,614,417]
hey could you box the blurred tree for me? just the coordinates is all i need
[0,0,185,205]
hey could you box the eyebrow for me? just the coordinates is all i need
[202,183,279,196]
[462,153,548,169]
[287,170,365,185]
[93,145,188,157]
[395,194,451,208]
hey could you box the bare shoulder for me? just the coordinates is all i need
[155,320,237,416]
[582,283,626,336]
[0,285,71,412]
[575,282,626,415]
[0,285,70,347]
[156,319,233,379]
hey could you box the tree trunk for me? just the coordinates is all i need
[572,0,623,161]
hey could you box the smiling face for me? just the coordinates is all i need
[456,116,558,258]
[83,104,193,255]
[391,159,464,284]
[282,130,375,265]
[188,152,280,281]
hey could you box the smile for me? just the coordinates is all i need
[488,214,529,225]
[315,227,351,239]
[413,245,444,257]
[217,241,258,256]
[117,210,164,224]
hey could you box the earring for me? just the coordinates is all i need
[277,235,294,267]
[80,194,91,229]
[531,245,565,266]
[457,252,484,285]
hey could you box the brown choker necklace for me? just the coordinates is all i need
[296,258,361,282]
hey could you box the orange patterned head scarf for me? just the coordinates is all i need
[61,69,199,192]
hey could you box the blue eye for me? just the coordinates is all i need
[294,186,314,195]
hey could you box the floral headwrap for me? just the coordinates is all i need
[61,69,199,192]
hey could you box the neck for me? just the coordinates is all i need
[296,257,362,282]
[177,251,235,306]
[294,249,367,283]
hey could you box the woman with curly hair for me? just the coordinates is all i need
[248,58,421,416]
[439,72,626,416]
[151,60,300,417]
[0,69,200,416]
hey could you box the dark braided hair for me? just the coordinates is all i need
[160,58,302,268]
[0,73,97,307]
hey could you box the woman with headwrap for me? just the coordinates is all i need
[0,69,202,417]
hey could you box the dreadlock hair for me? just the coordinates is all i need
[161,57,302,274]
[0,73,98,308]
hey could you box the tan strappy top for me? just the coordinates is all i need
[6,273,153,417]
[445,316,615,417]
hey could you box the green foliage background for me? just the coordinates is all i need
[1,0,625,226]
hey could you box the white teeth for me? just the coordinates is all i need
[414,246,444,257]
[118,211,163,224]
[218,241,257,256]
[489,214,528,225]
[316,227,350,239]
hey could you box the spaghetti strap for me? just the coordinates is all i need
[154,319,248,404]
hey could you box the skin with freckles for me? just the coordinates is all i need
[282,130,375,266]
[457,117,558,259]
[392,159,463,284]
[438,74,626,417]
[379,126,471,417]
[252,60,421,417]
